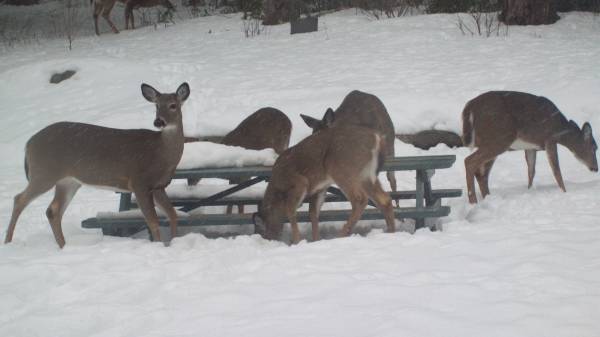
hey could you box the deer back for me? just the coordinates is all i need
[301,90,395,156]
[221,107,292,154]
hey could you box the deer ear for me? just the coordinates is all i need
[300,114,320,129]
[582,122,593,140]
[141,83,159,103]
[569,120,580,130]
[176,82,190,102]
[323,108,335,127]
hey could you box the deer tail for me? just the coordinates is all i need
[376,133,387,173]
[462,108,474,147]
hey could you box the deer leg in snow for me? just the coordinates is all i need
[545,141,566,192]
[525,149,537,189]
[153,188,178,239]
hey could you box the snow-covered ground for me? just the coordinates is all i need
[1,9,600,337]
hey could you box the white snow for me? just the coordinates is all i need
[178,141,278,169]
[1,8,600,337]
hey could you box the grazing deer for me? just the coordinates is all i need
[5,83,190,248]
[462,91,598,204]
[253,125,396,244]
[92,0,125,35]
[125,0,176,30]
[188,107,292,214]
[300,90,397,202]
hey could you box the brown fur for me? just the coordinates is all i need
[462,91,598,204]
[300,90,397,199]
[5,83,190,247]
[254,125,396,244]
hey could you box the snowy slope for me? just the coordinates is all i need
[1,9,600,337]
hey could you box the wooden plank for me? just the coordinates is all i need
[127,189,462,208]
[82,206,450,231]
[173,155,456,180]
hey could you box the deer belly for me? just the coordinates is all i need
[509,138,542,151]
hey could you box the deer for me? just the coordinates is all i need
[253,125,396,244]
[125,0,176,30]
[187,107,292,214]
[4,83,190,248]
[300,90,398,204]
[92,0,125,35]
[462,91,598,204]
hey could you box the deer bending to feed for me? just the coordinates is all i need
[125,0,176,30]
[253,126,396,244]
[300,90,397,203]
[92,0,125,35]
[462,91,598,204]
[5,83,190,248]
[188,107,291,214]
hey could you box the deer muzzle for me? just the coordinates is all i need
[154,118,167,129]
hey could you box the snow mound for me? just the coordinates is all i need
[178,142,278,169]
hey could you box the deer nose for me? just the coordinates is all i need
[154,118,167,129]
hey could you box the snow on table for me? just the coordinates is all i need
[177,141,278,170]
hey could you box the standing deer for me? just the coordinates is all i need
[300,90,397,202]
[187,107,292,214]
[253,125,396,244]
[5,83,190,248]
[92,0,125,35]
[462,91,598,204]
[125,0,176,30]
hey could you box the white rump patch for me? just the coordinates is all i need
[510,139,542,150]
[360,133,381,183]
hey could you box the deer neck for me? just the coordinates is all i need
[159,119,185,159]
[554,128,580,152]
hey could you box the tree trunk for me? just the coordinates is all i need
[501,0,559,25]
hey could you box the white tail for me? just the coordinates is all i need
[5,83,190,247]
[462,91,598,204]
[253,125,396,244]
[300,90,398,202]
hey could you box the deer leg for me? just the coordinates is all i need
[386,171,399,207]
[101,8,119,34]
[94,13,101,36]
[153,188,178,240]
[364,180,395,233]
[475,159,495,199]
[545,141,566,192]
[525,149,537,189]
[465,149,501,204]
[237,204,244,214]
[133,188,161,242]
[285,183,307,244]
[308,190,326,241]
[45,179,81,248]
[338,187,368,237]
[5,180,54,244]
[226,204,233,215]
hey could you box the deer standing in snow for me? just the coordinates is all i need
[462,91,598,204]
[300,90,398,203]
[125,0,176,30]
[92,0,125,35]
[5,83,190,248]
[188,107,292,214]
[253,126,396,244]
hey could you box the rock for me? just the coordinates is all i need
[49,70,76,84]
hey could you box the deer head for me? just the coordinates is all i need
[141,82,189,130]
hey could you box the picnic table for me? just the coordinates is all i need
[82,155,462,237]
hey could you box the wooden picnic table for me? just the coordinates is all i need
[82,155,462,237]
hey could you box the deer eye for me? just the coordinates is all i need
[169,103,177,110]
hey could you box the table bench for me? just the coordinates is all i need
[82,155,462,237]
